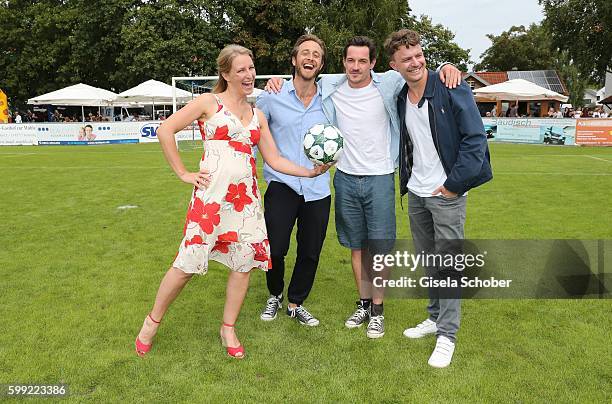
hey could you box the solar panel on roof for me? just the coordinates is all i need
[507,70,564,93]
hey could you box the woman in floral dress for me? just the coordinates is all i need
[135,45,329,359]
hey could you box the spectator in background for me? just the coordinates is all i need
[507,103,518,117]
[15,111,22,123]
[490,105,497,117]
[547,107,555,117]
[553,109,563,118]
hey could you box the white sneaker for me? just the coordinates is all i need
[403,318,437,338]
[428,336,455,368]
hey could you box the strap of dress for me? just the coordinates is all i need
[213,94,223,107]
[252,106,259,126]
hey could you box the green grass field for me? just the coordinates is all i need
[0,143,610,402]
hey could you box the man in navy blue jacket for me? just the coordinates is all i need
[385,29,492,368]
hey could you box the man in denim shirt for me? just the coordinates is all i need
[320,37,460,339]
[256,35,332,326]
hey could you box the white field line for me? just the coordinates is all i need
[495,154,612,158]
[0,149,169,156]
[0,166,168,169]
[496,172,612,176]
[0,153,37,157]
[584,155,612,163]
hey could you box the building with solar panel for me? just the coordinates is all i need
[462,70,569,118]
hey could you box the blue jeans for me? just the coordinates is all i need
[408,190,466,342]
[333,170,396,251]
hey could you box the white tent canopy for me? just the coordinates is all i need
[27,83,118,106]
[473,79,569,102]
[115,79,193,104]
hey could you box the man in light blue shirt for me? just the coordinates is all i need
[256,34,332,326]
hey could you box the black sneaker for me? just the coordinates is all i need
[286,305,320,326]
[260,294,283,321]
[366,315,385,339]
[345,301,370,329]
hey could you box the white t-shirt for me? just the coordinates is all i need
[405,99,447,197]
[15,115,22,123]
[331,81,394,175]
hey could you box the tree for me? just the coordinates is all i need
[112,0,228,90]
[0,0,77,108]
[309,0,412,73]
[474,23,591,107]
[539,0,611,83]
[225,0,315,75]
[474,24,556,71]
[408,15,470,72]
[63,0,137,92]
[0,0,471,109]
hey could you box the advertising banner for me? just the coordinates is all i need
[0,124,38,145]
[482,118,577,145]
[0,121,200,145]
[575,118,612,146]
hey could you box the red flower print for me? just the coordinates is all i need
[197,121,206,140]
[249,128,260,145]
[218,231,238,242]
[185,235,204,247]
[186,199,221,234]
[252,241,269,263]
[249,157,257,177]
[225,183,252,212]
[213,125,230,140]
[212,231,238,254]
[212,241,230,254]
[252,178,259,200]
[229,140,252,155]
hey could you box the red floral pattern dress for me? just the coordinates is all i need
[172,95,271,274]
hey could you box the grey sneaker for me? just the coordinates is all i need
[287,305,319,326]
[345,301,370,328]
[366,315,385,339]
[260,294,283,321]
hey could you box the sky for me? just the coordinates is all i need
[408,0,545,69]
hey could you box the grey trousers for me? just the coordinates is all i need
[407,191,466,342]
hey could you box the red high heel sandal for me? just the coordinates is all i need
[135,313,161,357]
[220,323,245,359]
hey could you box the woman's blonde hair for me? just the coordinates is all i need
[213,44,254,93]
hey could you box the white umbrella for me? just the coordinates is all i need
[473,79,568,102]
[116,80,194,117]
[28,83,118,122]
